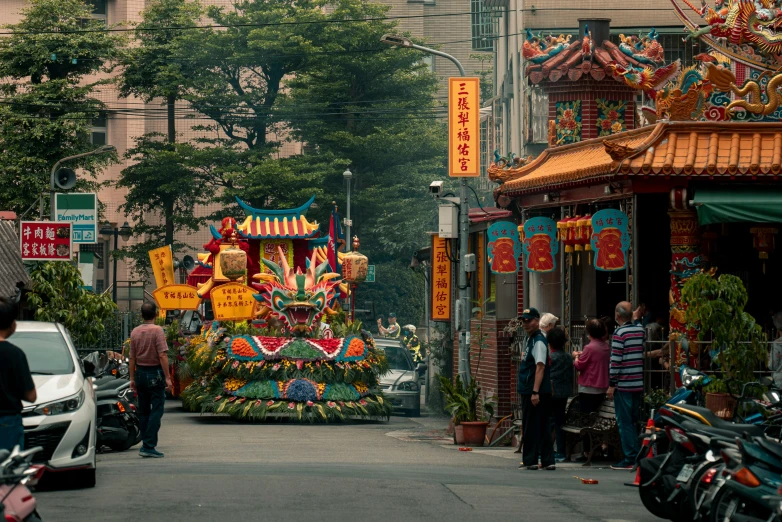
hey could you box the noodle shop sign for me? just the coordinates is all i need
[20,221,72,261]
[590,209,630,272]
[211,282,257,321]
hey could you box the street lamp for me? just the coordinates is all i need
[49,145,116,221]
[100,220,132,304]
[381,34,471,384]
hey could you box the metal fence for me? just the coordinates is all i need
[75,311,142,353]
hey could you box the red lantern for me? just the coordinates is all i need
[750,227,777,273]
[558,217,576,253]
[575,214,592,252]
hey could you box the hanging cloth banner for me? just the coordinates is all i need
[590,209,630,271]
[521,217,558,273]
[487,221,522,274]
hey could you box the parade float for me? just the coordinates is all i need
[149,197,390,421]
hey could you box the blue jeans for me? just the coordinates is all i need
[614,391,642,461]
[136,366,166,450]
[0,414,24,452]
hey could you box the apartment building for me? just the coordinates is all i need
[484,0,688,160]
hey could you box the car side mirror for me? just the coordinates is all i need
[83,360,96,377]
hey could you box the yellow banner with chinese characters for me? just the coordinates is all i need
[260,239,294,274]
[211,282,257,321]
[448,77,480,178]
[152,284,201,311]
[149,245,175,289]
[431,234,452,322]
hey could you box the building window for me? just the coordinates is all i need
[530,89,550,144]
[91,113,107,146]
[83,0,107,26]
[471,0,498,52]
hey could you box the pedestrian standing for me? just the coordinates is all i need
[608,301,645,470]
[547,328,572,463]
[129,301,172,458]
[0,297,36,451]
[517,308,555,471]
[539,313,559,334]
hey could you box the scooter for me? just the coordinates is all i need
[0,446,45,522]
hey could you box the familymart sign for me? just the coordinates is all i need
[55,193,97,244]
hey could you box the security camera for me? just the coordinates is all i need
[429,180,444,196]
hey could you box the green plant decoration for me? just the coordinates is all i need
[681,273,766,391]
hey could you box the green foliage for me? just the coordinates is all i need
[0,0,123,215]
[469,52,494,104]
[682,273,767,386]
[438,374,491,423]
[26,261,117,346]
[355,262,425,327]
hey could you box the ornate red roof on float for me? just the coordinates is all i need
[234,196,320,239]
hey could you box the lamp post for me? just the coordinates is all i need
[100,221,132,304]
[49,145,116,221]
[380,34,471,384]
[344,168,353,313]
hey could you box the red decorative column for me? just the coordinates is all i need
[668,208,702,370]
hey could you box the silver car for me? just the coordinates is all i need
[375,339,421,417]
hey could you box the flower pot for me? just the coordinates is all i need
[454,424,465,445]
[461,421,489,446]
[705,392,736,420]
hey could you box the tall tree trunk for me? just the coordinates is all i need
[165,200,175,247]
[167,93,176,144]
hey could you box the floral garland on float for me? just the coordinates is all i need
[181,233,391,422]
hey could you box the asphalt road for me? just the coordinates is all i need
[36,402,658,522]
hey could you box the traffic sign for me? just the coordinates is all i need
[366,265,375,283]
[55,193,97,244]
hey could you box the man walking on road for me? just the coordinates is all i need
[608,301,645,470]
[0,297,36,451]
[517,308,555,470]
[129,301,172,458]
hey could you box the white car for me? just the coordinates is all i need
[15,322,97,488]
[375,339,421,417]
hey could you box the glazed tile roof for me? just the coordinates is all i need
[0,221,30,298]
[235,195,320,239]
[499,122,782,194]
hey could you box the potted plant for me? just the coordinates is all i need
[439,375,495,446]
[681,273,766,419]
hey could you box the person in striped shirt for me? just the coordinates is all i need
[607,301,645,470]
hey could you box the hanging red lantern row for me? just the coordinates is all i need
[576,214,592,264]
[750,226,777,274]
[557,217,576,253]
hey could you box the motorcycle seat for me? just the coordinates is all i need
[96,379,128,391]
[671,404,766,437]
[95,389,121,401]
[756,438,782,460]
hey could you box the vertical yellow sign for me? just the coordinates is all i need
[149,245,175,289]
[431,235,452,322]
[448,77,481,178]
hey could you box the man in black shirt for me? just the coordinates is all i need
[0,297,36,451]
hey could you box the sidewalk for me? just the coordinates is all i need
[386,416,613,469]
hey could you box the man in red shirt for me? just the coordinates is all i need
[129,301,172,458]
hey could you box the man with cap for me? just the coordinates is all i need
[377,313,401,339]
[517,307,555,470]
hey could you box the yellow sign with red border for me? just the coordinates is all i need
[211,282,257,321]
[431,234,452,322]
[448,77,481,178]
[149,245,175,288]
[152,284,201,311]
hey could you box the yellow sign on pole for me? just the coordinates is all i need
[152,284,201,311]
[431,234,452,322]
[448,77,481,178]
[149,245,175,288]
[211,282,257,321]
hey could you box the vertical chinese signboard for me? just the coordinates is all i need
[431,234,452,322]
[149,245,176,288]
[20,222,72,261]
[211,282,257,321]
[448,77,481,177]
[260,239,293,274]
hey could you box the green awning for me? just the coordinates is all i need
[693,188,782,225]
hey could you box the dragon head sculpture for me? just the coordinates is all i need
[253,247,340,335]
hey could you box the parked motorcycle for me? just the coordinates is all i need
[0,445,46,522]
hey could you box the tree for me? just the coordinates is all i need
[115,134,208,275]
[0,0,124,215]
[355,261,425,328]
[285,0,447,261]
[175,0,331,151]
[26,261,117,346]
[117,0,202,144]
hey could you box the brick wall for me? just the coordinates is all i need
[548,80,637,141]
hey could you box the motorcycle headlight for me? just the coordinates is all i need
[34,390,85,416]
[397,381,419,392]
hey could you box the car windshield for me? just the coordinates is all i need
[11,331,75,375]
[381,346,413,371]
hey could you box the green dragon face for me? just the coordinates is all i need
[254,248,339,334]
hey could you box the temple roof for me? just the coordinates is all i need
[235,196,320,239]
[498,122,782,195]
